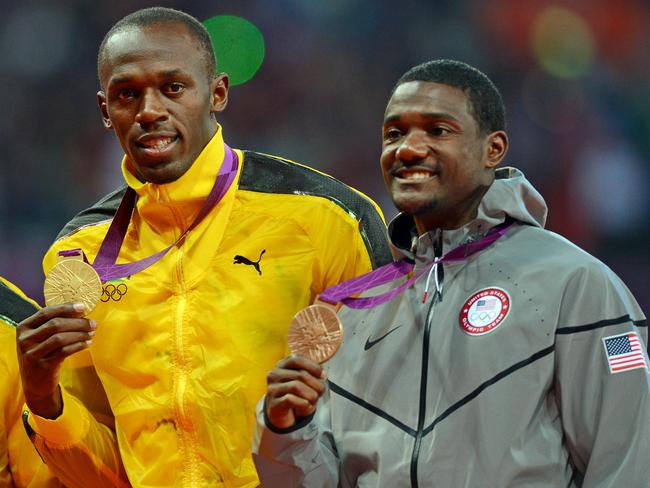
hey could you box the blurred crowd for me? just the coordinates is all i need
[1,0,648,311]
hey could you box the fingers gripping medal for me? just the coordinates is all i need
[44,254,102,314]
[288,304,343,364]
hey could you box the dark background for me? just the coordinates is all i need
[1,0,648,312]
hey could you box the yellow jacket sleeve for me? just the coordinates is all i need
[308,199,385,296]
[24,353,130,488]
[0,331,19,488]
[25,387,129,488]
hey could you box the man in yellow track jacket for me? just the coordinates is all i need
[15,7,391,488]
[1,278,62,487]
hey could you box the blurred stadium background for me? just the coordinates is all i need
[1,0,648,312]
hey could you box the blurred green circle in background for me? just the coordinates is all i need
[203,15,265,86]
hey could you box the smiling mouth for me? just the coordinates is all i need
[136,136,179,153]
[394,168,437,181]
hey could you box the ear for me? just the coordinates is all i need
[484,130,508,169]
[97,91,112,129]
[209,73,229,114]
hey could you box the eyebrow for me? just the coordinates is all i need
[383,112,460,124]
[109,69,188,87]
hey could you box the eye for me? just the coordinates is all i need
[116,88,137,101]
[383,127,403,142]
[429,126,452,136]
[164,82,185,95]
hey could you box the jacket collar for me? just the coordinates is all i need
[388,167,547,264]
[120,126,232,233]
[122,126,226,204]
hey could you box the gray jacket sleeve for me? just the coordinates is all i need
[554,262,649,486]
[252,385,340,487]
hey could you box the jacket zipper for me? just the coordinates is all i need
[410,231,443,487]
[410,290,438,488]
[169,204,200,486]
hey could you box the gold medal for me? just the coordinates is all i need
[287,304,343,364]
[43,258,102,314]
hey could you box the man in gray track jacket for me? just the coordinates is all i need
[252,60,650,487]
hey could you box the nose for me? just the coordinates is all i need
[395,129,428,163]
[135,88,168,126]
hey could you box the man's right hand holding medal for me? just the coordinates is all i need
[265,355,327,430]
[264,302,342,429]
[15,303,96,420]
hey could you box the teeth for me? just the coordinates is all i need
[399,171,432,180]
[141,137,174,149]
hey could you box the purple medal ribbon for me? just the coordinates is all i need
[319,220,514,309]
[59,145,239,283]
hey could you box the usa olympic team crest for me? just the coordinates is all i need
[459,287,511,336]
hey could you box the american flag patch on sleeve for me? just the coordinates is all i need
[602,332,649,374]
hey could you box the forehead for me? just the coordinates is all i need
[384,81,473,122]
[100,23,205,84]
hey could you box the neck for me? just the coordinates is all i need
[414,210,475,236]
[413,185,489,236]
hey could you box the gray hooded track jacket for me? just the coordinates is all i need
[252,168,650,487]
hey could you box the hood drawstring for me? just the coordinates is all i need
[422,259,443,304]
[422,230,444,304]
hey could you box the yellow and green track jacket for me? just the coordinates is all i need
[0,278,62,487]
[25,128,392,487]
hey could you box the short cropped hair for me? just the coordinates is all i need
[97,7,216,86]
[392,60,505,135]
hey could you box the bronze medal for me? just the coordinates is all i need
[43,259,102,314]
[287,304,343,363]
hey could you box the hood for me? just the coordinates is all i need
[388,167,547,261]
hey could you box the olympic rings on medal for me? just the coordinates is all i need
[100,282,128,302]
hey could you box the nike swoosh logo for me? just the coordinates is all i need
[364,325,402,351]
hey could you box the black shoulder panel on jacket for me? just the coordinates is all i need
[56,186,128,241]
[240,151,392,268]
[0,281,38,326]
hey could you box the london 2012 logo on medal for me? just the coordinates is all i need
[459,287,511,336]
